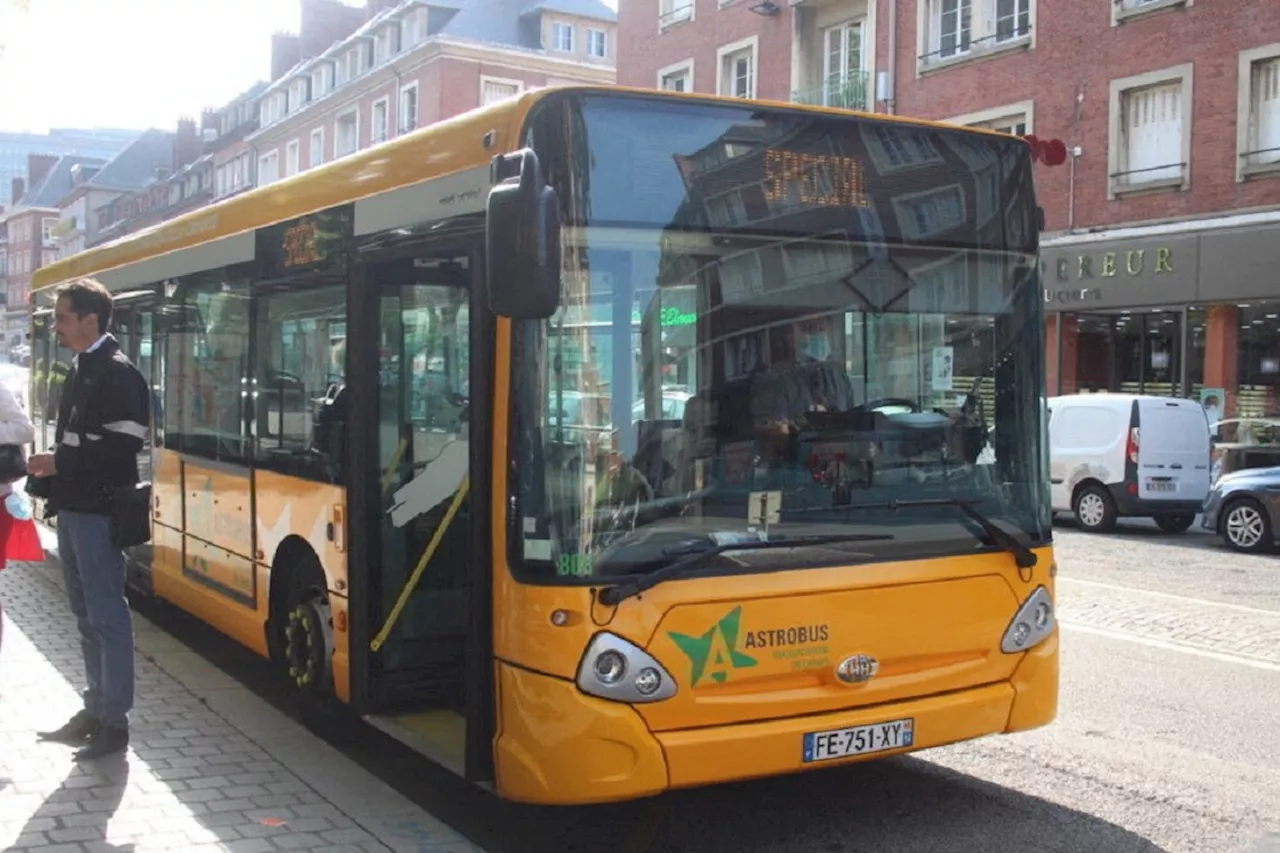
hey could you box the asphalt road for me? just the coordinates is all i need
[136,518,1280,853]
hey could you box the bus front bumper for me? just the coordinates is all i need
[493,634,1057,805]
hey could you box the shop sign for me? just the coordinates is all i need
[1039,239,1193,310]
[1042,246,1175,286]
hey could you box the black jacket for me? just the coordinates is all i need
[48,336,150,515]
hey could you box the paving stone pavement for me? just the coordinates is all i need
[0,548,486,853]
[1056,577,1280,664]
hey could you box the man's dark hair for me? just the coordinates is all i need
[55,277,113,332]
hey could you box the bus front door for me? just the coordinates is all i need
[363,250,473,776]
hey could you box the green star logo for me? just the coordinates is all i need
[668,606,757,687]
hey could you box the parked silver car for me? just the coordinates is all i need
[1201,465,1280,553]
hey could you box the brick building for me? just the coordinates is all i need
[90,119,204,245]
[52,129,176,255]
[618,0,1280,418]
[1,154,104,351]
[249,0,616,187]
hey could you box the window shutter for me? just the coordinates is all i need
[1254,58,1280,165]
[1125,83,1182,183]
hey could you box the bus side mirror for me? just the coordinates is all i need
[485,148,562,320]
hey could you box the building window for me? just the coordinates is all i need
[285,140,300,177]
[260,93,286,126]
[820,21,864,107]
[403,9,429,46]
[374,26,399,63]
[658,60,693,92]
[481,76,522,106]
[1110,71,1191,197]
[310,127,325,168]
[335,110,359,158]
[399,83,420,132]
[717,38,756,99]
[552,22,574,52]
[371,98,389,144]
[258,151,279,186]
[994,0,1030,43]
[990,119,1027,135]
[1108,65,1192,197]
[399,83,419,131]
[1123,84,1183,183]
[1113,0,1192,25]
[312,64,332,98]
[934,0,971,59]
[660,0,693,28]
[921,0,1032,69]
[946,101,1034,139]
[41,217,57,244]
[288,78,309,112]
[1239,48,1280,179]
[587,28,607,58]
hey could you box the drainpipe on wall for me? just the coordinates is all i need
[1067,87,1084,231]
[1067,148,1076,231]
[885,0,897,114]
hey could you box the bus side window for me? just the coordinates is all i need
[165,272,252,464]
[252,284,348,484]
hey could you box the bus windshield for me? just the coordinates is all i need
[510,94,1050,583]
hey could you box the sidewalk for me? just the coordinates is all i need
[0,533,484,853]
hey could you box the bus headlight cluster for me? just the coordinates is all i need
[577,633,678,703]
[1000,586,1056,653]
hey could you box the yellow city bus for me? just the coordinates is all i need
[29,85,1058,805]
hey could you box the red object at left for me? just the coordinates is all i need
[0,499,44,566]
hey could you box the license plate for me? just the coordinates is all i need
[802,718,914,763]
[1145,478,1176,493]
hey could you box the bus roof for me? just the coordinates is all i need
[31,84,1021,296]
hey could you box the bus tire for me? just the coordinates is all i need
[276,561,356,741]
[282,572,333,699]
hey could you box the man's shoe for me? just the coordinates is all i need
[37,710,100,745]
[73,726,128,761]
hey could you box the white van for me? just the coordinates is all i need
[1047,393,1212,533]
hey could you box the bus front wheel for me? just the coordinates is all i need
[275,564,355,740]
[282,578,334,698]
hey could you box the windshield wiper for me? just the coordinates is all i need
[597,532,894,606]
[841,498,1037,569]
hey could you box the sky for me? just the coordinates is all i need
[0,0,620,135]
[0,0,304,133]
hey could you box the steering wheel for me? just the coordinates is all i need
[863,397,921,414]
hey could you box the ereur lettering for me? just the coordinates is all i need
[1046,246,1174,283]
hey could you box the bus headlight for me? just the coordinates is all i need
[577,633,678,703]
[1001,586,1056,653]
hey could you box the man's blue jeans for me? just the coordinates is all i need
[56,510,134,730]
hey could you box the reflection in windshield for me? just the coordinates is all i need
[511,94,1050,583]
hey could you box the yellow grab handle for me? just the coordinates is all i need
[370,475,470,653]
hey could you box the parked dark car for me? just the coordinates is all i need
[1201,465,1280,553]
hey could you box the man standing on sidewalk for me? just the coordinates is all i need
[26,278,150,761]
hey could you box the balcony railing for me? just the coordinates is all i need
[791,73,870,112]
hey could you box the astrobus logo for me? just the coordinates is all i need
[668,606,834,687]
[667,606,757,687]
